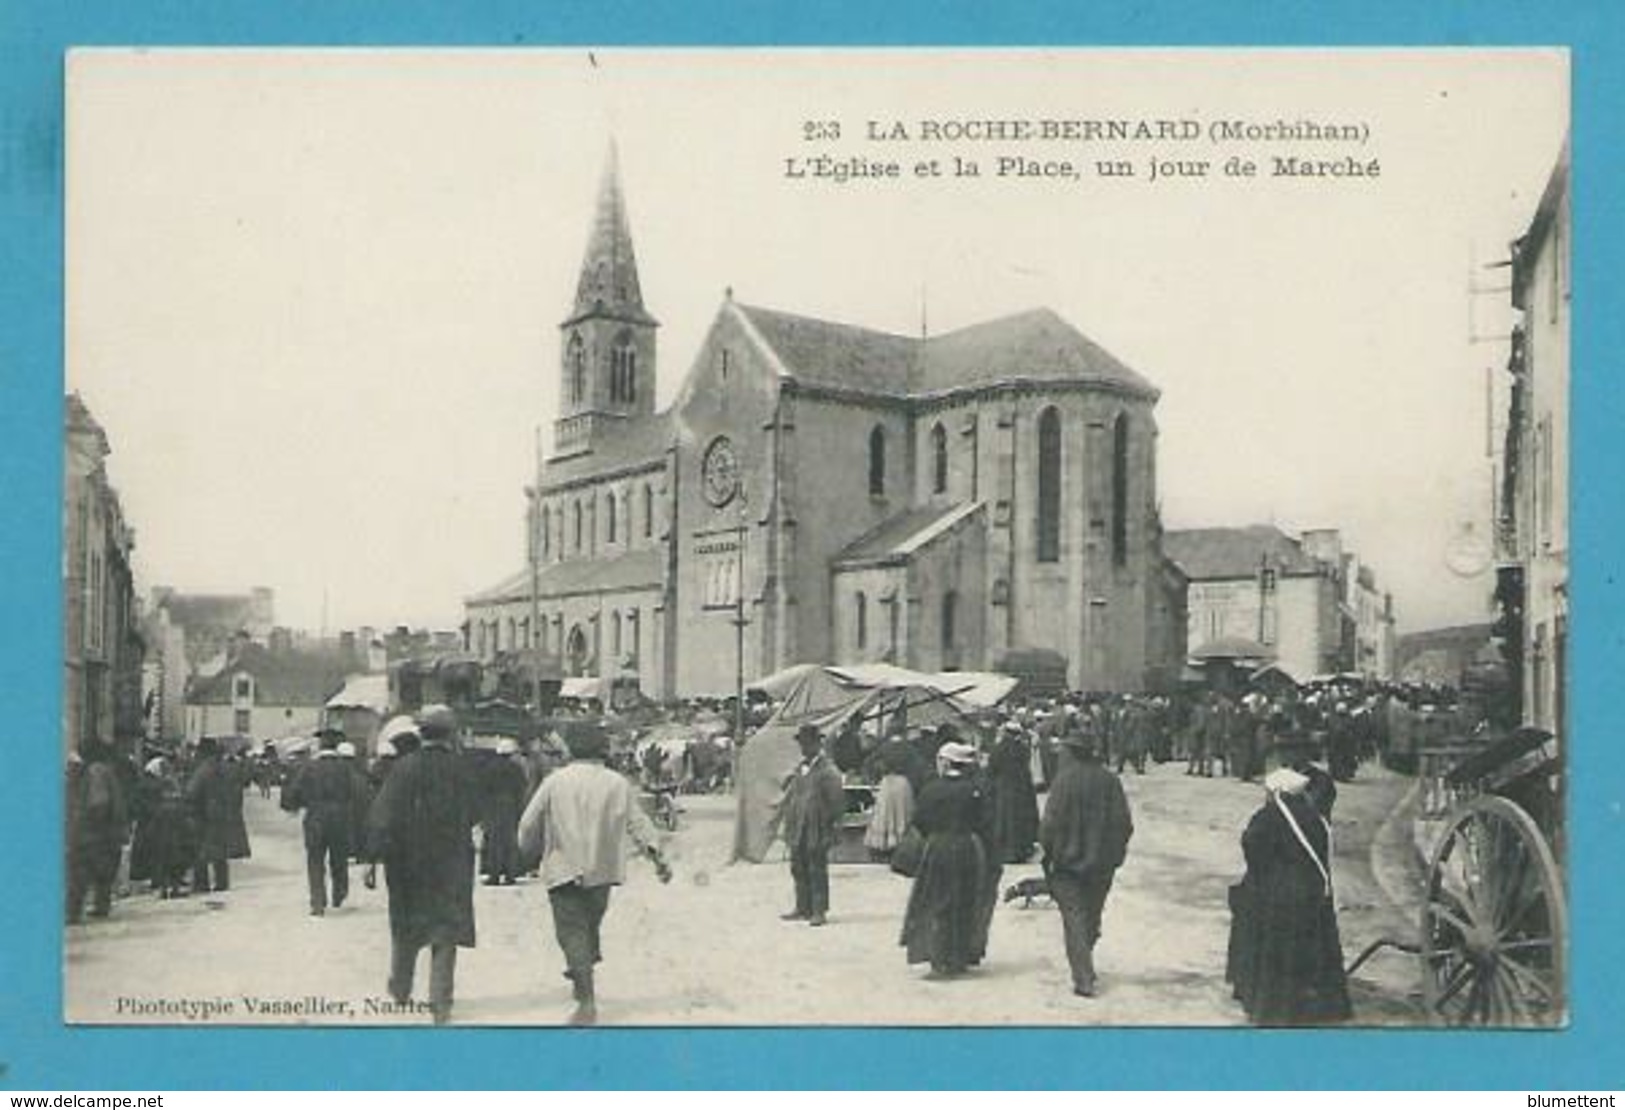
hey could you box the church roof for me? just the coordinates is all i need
[834,501,985,568]
[916,307,1157,399]
[565,143,656,329]
[733,304,917,395]
[731,303,1156,401]
[1162,525,1324,581]
[466,548,665,606]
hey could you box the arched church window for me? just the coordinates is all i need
[931,422,949,494]
[611,330,637,403]
[868,425,887,497]
[573,500,583,552]
[567,333,586,405]
[1112,412,1130,567]
[856,591,868,650]
[1036,406,1061,563]
[606,491,618,543]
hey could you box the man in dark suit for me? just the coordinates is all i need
[1040,725,1134,998]
[777,724,845,927]
[281,728,355,915]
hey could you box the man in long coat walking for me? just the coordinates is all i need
[1040,726,1134,997]
[185,737,237,894]
[366,704,479,1025]
[66,740,129,922]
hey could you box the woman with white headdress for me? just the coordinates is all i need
[899,741,991,979]
[1225,766,1352,1026]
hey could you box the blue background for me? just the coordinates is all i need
[3,0,1621,1091]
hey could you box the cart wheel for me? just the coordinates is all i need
[1421,795,1566,1026]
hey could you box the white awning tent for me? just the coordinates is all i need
[752,662,1017,710]
[733,662,1012,863]
[325,673,391,714]
[559,676,607,701]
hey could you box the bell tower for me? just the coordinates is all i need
[554,142,658,457]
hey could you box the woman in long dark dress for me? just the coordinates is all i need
[987,721,1039,864]
[1226,767,1352,1026]
[900,742,990,979]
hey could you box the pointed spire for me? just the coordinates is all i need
[568,140,656,326]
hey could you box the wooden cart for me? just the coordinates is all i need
[1350,727,1565,1026]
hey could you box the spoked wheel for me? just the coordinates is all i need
[1421,795,1566,1026]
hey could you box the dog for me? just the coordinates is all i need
[1002,876,1052,909]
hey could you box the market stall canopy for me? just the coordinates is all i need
[559,676,606,701]
[733,662,986,863]
[1190,636,1277,663]
[325,673,390,714]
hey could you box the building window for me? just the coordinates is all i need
[567,333,586,406]
[931,421,948,494]
[573,501,583,551]
[611,611,623,657]
[507,618,516,650]
[1036,406,1062,562]
[868,425,887,497]
[606,491,619,543]
[233,675,252,700]
[611,331,637,403]
[1111,413,1129,567]
[942,590,958,652]
[856,591,868,650]
[643,483,654,539]
[234,709,251,735]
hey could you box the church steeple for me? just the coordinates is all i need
[566,142,656,328]
[555,142,659,458]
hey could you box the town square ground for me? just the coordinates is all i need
[66,762,1427,1027]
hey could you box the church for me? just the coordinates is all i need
[465,150,1186,700]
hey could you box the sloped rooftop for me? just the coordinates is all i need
[1163,525,1324,581]
[188,643,352,708]
[467,547,664,606]
[834,501,985,568]
[734,302,1157,401]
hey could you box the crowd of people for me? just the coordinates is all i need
[66,674,1472,1027]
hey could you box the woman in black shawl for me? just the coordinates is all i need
[987,720,1039,864]
[899,742,990,979]
[1226,767,1353,1025]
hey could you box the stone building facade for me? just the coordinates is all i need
[1498,135,1569,741]
[1166,524,1395,683]
[467,150,1180,698]
[63,393,145,755]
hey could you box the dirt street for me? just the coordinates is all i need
[65,760,1426,1026]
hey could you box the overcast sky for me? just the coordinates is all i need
[66,48,1568,636]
